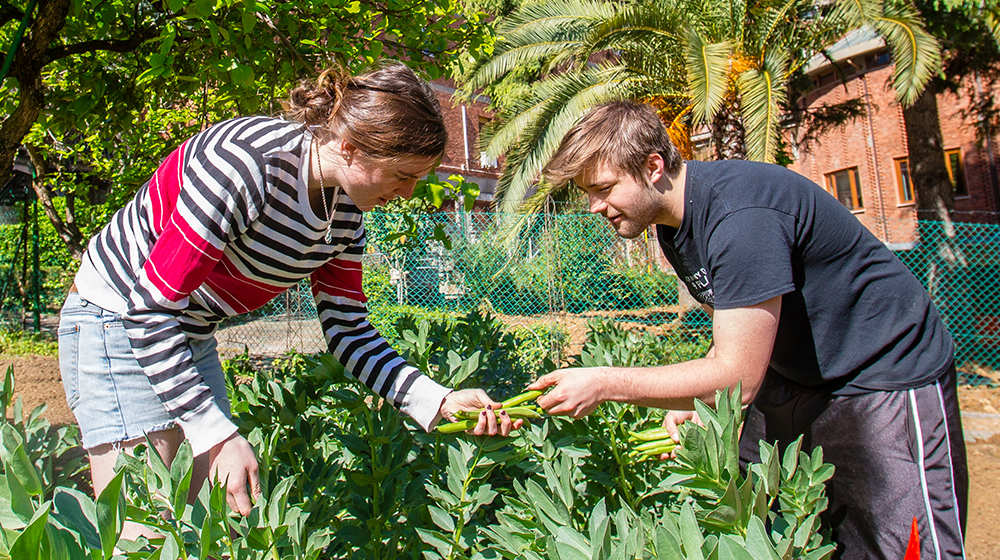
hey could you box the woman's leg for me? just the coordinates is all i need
[88,426,212,541]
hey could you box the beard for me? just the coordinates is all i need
[609,187,661,239]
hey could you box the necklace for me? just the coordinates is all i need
[314,138,337,244]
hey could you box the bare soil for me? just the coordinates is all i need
[3,353,998,556]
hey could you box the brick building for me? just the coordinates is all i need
[428,78,501,211]
[785,29,1000,248]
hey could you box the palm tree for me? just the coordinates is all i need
[460,0,941,214]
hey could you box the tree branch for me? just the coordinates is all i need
[23,144,84,261]
[0,1,21,28]
[45,26,160,62]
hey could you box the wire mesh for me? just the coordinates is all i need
[212,212,999,387]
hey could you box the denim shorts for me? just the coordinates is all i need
[58,292,231,450]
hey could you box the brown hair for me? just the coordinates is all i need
[285,61,447,162]
[543,101,682,188]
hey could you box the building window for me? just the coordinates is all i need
[895,157,914,203]
[895,149,969,202]
[826,167,863,210]
[945,148,968,197]
[865,51,891,69]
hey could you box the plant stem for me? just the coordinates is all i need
[597,408,635,508]
[364,406,383,560]
[450,444,484,559]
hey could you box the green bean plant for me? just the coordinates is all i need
[0,316,835,559]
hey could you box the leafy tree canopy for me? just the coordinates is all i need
[0,0,494,255]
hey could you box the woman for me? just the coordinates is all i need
[58,62,516,534]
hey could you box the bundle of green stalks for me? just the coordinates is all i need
[627,426,678,461]
[436,390,545,434]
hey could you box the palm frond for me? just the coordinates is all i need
[590,3,686,54]
[685,28,733,124]
[752,0,814,56]
[985,5,1000,47]
[738,49,789,162]
[496,0,616,36]
[459,0,610,95]
[831,0,879,29]
[463,42,589,93]
[491,67,653,213]
[872,2,941,107]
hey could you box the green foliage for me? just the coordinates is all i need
[3,316,833,559]
[578,317,712,370]
[0,366,86,498]
[2,0,497,261]
[0,329,59,357]
[393,308,555,399]
[460,0,942,212]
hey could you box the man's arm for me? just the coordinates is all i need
[531,295,781,418]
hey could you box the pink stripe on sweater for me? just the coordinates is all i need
[312,258,367,303]
[149,142,188,236]
[204,257,286,313]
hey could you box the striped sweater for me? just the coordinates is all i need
[74,117,450,455]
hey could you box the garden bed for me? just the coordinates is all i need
[2,351,998,558]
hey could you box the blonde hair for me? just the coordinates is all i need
[544,102,682,188]
[285,61,447,162]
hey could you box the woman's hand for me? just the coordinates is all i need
[529,367,608,418]
[208,433,261,515]
[440,389,523,436]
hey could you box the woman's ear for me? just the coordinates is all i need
[339,139,358,162]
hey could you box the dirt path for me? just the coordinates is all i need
[3,353,998,556]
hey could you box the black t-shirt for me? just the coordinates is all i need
[658,160,953,394]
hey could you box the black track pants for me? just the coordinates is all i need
[740,365,968,559]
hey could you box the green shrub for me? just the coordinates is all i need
[0,328,59,357]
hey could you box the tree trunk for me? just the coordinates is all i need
[902,83,967,333]
[711,97,747,160]
[24,144,84,261]
[0,0,71,188]
[904,83,955,222]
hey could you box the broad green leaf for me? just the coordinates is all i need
[744,517,782,560]
[416,527,454,558]
[4,470,33,524]
[160,531,181,560]
[0,425,42,495]
[230,64,255,87]
[716,535,755,560]
[170,442,194,521]
[428,505,456,532]
[96,468,125,559]
[0,365,13,417]
[51,487,100,550]
[802,544,837,560]
[678,502,705,560]
[654,524,685,560]
[554,526,592,560]
[781,437,803,478]
[9,502,50,560]
[267,475,297,529]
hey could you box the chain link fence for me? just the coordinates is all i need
[204,211,1000,388]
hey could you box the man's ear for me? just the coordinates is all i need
[647,153,665,185]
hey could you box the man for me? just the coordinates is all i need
[529,101,967,559]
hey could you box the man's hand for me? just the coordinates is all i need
[208,433,261,516]
[528,367,608,418]
[440,389,523,436]
[657,410,702,459]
